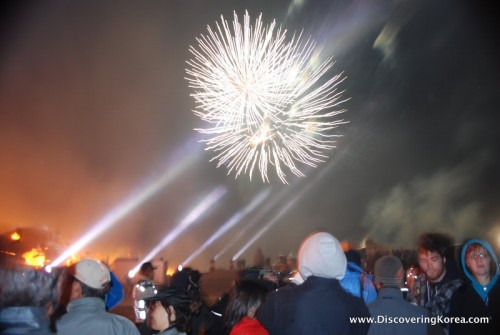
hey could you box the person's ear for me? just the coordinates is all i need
[443,256,446,264]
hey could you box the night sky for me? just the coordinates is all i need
[1,0,499,271]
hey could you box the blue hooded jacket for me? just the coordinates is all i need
[340,261,377,304]
[460,239,499,302]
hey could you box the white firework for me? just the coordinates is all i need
[185,11,348,184]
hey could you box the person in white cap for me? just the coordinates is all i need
[257,231,370,335]
[56,258,140,335]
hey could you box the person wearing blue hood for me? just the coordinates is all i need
[449,239,500,335]
[341,249,377,304]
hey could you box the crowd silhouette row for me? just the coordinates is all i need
[1,231,498,335]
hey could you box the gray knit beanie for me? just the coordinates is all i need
[374,255,404,288]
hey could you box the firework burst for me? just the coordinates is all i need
[186,11,348,184]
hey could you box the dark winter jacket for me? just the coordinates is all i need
[449,239,500,335]
[257,276,370,335]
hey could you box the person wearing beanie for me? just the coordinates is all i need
[257,231,370,335]
[367,255,442,335]
[56,258,140,335]
[449,239,500,335]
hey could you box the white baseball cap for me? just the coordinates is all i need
[74,259,111,289]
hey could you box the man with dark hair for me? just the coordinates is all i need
[57,258,139,335]
[417,233,462,331]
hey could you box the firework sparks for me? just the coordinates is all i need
[186,11,348,183]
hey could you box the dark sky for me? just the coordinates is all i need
[1,0,499,272]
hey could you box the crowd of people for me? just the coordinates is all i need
[1,230,499,335]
